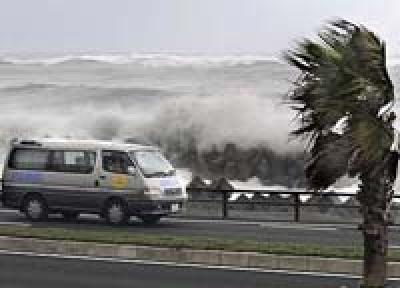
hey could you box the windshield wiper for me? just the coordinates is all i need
[145,170,175,178]
[145,171,167,178]
[166,169,176,176]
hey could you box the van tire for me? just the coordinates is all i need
[139,215,162,225]
[22,195,48,222]
[104,199,128,225]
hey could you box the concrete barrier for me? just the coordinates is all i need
[0,236,399,277]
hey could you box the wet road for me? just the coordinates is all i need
[1,253,393,288]
[0,208,397,247]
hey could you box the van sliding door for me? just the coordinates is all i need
[44,150,99,210]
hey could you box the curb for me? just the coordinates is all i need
[0,236,399,277]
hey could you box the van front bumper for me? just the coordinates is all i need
[127,200,186,216]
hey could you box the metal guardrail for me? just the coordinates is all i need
[186,188,400,222]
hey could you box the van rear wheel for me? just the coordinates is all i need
[104,199,128,225]
[23,195,48,221]
[139,215,162,225]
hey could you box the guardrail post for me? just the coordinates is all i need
[294,193,300,222]
[222,191,228,219]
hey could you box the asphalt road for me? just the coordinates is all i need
[0,253,393,288]
[1,208,399,247]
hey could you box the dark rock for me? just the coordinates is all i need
[251,191,267,201]
[233,193,253,210]
[250,192,269,211]
[266,193,292,212]
[209,177,234,190]
[204,178,234,200]
[145,132,307,187]
[187,176,209,200]
[306,193,343,214]
[187,175,208,189]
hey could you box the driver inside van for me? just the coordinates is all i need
[105,155,127,174]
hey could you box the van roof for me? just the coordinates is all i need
[13,138,157,152]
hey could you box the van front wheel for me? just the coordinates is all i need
[23,195,48,221]
[104,199,128,225]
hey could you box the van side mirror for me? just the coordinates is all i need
[127,166,137,175]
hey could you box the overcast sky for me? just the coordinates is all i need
[0,0,398,56]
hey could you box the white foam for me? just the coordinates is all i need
[175,169,192,187]
[0,53,282,67]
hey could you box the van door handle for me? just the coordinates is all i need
[94,180,100,187]
[99,175,106,180]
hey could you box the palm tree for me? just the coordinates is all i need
[284,20,398,287]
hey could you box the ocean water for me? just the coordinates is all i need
[0,53,399,179]
[0,54,304,150]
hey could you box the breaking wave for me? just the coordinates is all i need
[0,53,397,185]
[0,54,282,67]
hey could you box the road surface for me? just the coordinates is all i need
[1,252,394,288]
[3,207,400,247]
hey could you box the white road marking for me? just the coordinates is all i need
[0,221,31,227]
[2,249,400,282]
[2,208,398,233]
[164,218,261,226]
[0,249,370,280]
[0,208,19,214]
[0,222,31,227]
[78,213,99,219]
[0,209,354,231]
[166,218,355,230]
[259,223,338,231]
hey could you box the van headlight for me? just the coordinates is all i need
[144,187,161,195]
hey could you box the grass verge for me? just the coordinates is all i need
[0,225,399,261]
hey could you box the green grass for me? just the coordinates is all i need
[0,225,399,261]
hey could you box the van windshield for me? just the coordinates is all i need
[129,150,175,178]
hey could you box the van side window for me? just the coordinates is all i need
[50,150,96,174]
[102,150,131,174]
[8,148,50,171]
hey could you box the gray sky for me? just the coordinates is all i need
[0,0,398,56]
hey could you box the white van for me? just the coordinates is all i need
[1,139,186,225]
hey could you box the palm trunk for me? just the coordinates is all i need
[358,171,391,288]
[362,219,388,287]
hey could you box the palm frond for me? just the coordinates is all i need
[285,19,395,190]
[305,133,354,189]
